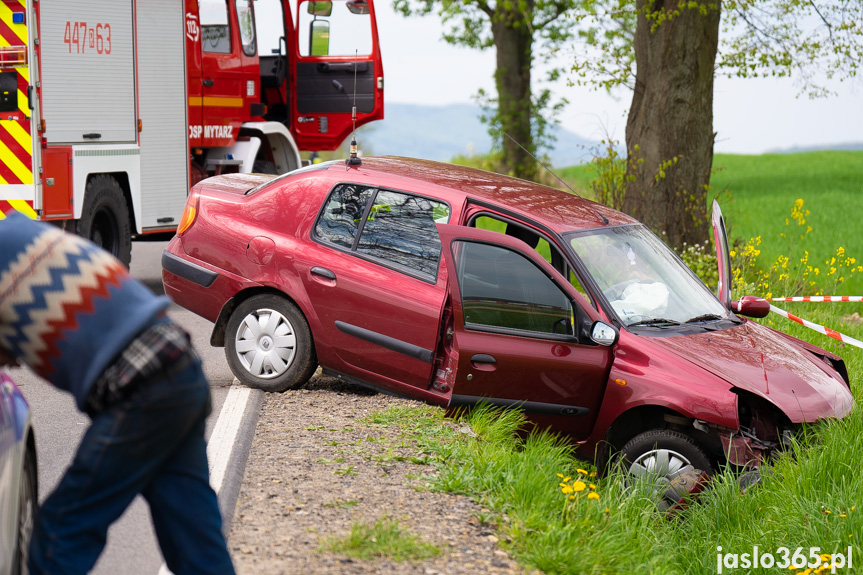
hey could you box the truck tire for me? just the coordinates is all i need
[79,175,132,267]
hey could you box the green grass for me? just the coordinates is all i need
[320,516,441,562]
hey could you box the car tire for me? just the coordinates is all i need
[79,175,132,267]
[619,429,713,487]
[12,445,36,575]
[225,295,317,392]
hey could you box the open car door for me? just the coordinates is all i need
[436,224,615,440]
[712,200,733,310]
[290,0,384,150]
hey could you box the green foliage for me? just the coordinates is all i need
[568,0,862,96]
[320,516,441,562]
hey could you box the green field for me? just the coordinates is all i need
[712,151,863,296]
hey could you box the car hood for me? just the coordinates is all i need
[645,321,853,423]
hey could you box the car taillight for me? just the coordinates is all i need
[177,190,200,236]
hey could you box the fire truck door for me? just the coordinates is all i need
[198,0,246,147]
[290,0,384,151]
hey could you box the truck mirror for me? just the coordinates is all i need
[310,20,330,56]
[346,0,369,15]
[307,1,333,16]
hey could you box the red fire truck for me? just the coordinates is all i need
[0,0,384,265]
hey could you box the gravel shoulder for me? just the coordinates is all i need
[228,373,531,575]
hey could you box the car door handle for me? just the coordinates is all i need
[202,79,214,87]
[311,266,336,281]
[470,354,496,364]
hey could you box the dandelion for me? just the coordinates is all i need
[577,469,588,475]
[588,492,600,500]
[589,484,597,490]
[561,485,574,494]
[572,481,587,492]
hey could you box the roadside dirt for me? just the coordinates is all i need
[228,374,533,575]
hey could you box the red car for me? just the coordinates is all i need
[162,157,853,481]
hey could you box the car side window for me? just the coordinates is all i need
[453,240,574,336]
[315,184,375,248]
[356,190,450,278]
[471,214,593,306]
[314,185,451,280]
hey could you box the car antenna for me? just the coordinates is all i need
[346,50,362,167]
[493,125,609,225]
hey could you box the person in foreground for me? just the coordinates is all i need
[0,211,235,575]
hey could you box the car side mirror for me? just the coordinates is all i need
[731,295,770,319]
[590,321,618,347]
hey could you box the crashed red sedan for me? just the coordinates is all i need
[162,157,852,482]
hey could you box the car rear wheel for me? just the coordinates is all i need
[619,429,713,507]
[12,445,36,575]
[225,295,317,392]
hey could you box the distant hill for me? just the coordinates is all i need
[766,142,863,154]
[356,103,600,167]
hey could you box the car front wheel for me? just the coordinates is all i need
[225,295,317,392]
[619,429,713,507]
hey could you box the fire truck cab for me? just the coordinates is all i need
[0,0,384,266]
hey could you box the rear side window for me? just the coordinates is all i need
[315,184,375,248]
[314,184,451,280]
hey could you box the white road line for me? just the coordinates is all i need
[157,382,251,575]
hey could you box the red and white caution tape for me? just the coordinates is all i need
[767,296,863,303]
[769,304,863,350]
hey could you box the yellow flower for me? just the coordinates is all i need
[589,484,597,490]
[577,469,588,475]
[588,492,600,500]
[561,485,574,494]
[556,473,564,478]
[569,495,575,500]
[572,481,587,492]
[589,471,597,478]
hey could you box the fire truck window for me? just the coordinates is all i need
[236,0,257,57]
[298,0,373,57]
[199,0,232,54]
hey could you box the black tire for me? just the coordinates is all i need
[620,429,713,482]
[12,445,36,575]
[225,295,317,392]
[79,175,132,267]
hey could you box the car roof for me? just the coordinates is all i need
[324,156,637,234]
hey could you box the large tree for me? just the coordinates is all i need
[571,0,862,247]
[393,0,576,180]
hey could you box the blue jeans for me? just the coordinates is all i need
[29,355,236,575]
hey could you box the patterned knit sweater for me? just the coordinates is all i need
[0,212,169,410]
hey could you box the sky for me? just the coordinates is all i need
[371,5,863,155]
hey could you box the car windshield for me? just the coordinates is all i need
[566,225,730,327]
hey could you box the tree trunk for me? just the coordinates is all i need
[492,6,537,181]
[623,0,721,249]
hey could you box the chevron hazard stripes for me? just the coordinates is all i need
[0,0,35,220]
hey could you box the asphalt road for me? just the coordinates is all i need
[7,239,255,575]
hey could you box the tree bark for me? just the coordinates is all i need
[492,5,537,181]
[623,0,721,249]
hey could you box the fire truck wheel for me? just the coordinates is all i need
[80,175,132,267]
[252,159,279,174]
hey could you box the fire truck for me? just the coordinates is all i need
[0,0,384,265]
